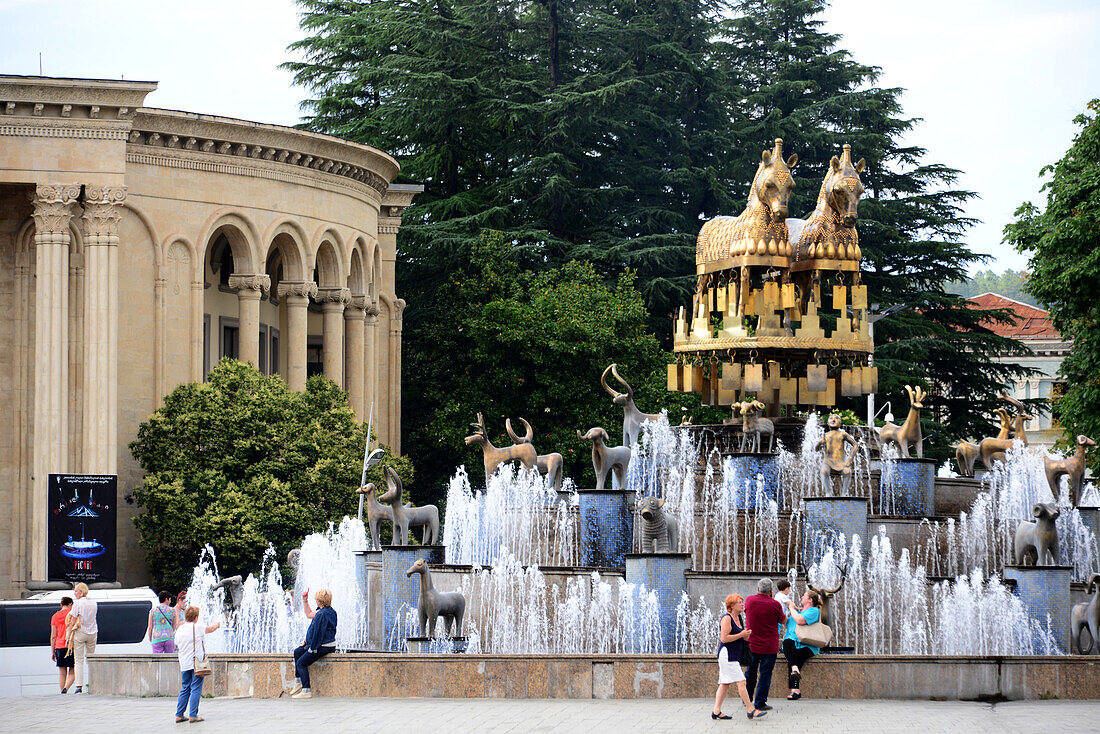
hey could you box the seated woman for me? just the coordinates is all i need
[782,588,823,700]
[290,588,337,700]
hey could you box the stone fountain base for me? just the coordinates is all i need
[89,653,1100,700]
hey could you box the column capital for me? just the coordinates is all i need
[31,183,81,234]
[82,185,127,243]
[277,280,317,301]
[227,273,271,295]
[344,296,368,321]
[316,287,351,306]
[365,300,381,318]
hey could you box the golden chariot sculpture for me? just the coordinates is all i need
[670,140,875,412]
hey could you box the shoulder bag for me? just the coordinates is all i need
[736,615,753,666]
[192,624,212,677]
[794,619,833,648]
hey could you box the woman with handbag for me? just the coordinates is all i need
[146,590,180,653]
[173,606,221,723]
[712,594,765,720]
[782,589,825,701]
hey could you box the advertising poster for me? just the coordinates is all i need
[47,473,117,583]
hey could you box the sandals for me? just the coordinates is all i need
[747,710,767,719]
[189,718,204,723]
[787,692,802,700]
[711,712,732,720]
[175,717,186,724]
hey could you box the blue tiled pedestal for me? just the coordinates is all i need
[880,458,936,516]
[801,496,868,567]
[381,545,445,649]
[625,553,692,652]
[1003,565,1074,653]
[726,453,782,510]
[578,489,635,568]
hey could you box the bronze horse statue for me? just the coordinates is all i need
[695,138,798,295]
[788,144,866,311]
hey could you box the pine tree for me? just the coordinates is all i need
[1005,100,1100,468]
[725,0,1032,459]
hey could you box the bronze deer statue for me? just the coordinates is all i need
[601,364,661,449]
[955,408,1012,477]
[577,427,631,491]
[506,417,564,491]
[807,563,848,627]
[1045,435,1096,506]
[464,412,538,481]
[875,385,926,459]
[378,467,440,545]
[978,393,1033,471]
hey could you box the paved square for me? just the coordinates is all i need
[1,695,1096,734]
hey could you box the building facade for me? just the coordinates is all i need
[967,293,1071,449]
[0,75,417,597]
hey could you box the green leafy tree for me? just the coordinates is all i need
[945,269,1037,306]
[727,0,1032,461]
[404,232,721,498]
[129,360,413,589]
[1005,100,1100,468]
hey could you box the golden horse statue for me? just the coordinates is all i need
[696,138,799,288]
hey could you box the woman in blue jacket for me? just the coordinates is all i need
[290,588,337,699]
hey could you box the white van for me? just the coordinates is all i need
[0,587,157,696]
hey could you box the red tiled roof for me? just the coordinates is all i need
[966,293,1061,339]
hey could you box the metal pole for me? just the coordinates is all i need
[867,319,875,427]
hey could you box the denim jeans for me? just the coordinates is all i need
[293,645,334,690]
[744,651,777,708]
[176,669,204,718]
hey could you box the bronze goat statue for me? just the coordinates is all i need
[955,408,1011,477]
[1071,573,1100,654]
[505,417,564,491]
[464,412,538,481]
[406,559,465,638]
[1045,435,1095,506]
[737,399,775,453]
[578,427,631,490]
[875,385,925,459]
[979,393,1033,471]
[378,467,440,545]
[601,364,661,449]
[1014,502,1060,566]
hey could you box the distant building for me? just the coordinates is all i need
[0,75,418,596]
[966,293,1071,448]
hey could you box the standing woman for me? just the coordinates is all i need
[147,590,179,653]
[712,594,765,720]
[782,589,823,700]
[173,606,221,723]
[69,583,98,694]
[50,596,75,693]
[289,588,337,700]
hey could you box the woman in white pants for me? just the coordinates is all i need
[70,582,98,694]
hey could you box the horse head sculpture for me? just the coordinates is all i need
[791,144,866,273]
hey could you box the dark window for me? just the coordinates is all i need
[271,329,280,375]
[259,324,269,375]
[222,319,239,361]
[0,600,152,647]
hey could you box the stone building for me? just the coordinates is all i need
[0,75,418,597]
[966,293,1071,449]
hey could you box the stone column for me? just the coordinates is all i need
[228,274,271,367]
[344,297,367,418]
[31,182,80,580]
[389,299,406,452]
[81,184,126,475]
[277,281,316,391]
[317,287,351,387]
[364,301,379,419]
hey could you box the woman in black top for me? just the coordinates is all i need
[712,593,765,720]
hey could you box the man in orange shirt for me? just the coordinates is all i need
[49,596,75,693]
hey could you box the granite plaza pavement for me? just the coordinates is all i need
[2,694,1097,733]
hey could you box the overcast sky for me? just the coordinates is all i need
[2,0,1097,275]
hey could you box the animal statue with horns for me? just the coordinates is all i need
[601,364,661,449]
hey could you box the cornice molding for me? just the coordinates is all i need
[0,118,130,140]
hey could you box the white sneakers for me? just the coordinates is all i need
[287,681,302,696]
[291,689,312,699]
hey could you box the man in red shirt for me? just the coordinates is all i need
[744,578,785,710]
[49,596,75,693]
